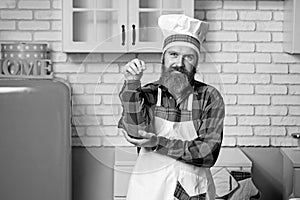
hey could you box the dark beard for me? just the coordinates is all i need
[159,64,195,99]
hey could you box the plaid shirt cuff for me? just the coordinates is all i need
[125,80,141,90]
[155,136,170,155]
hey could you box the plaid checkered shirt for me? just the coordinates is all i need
[118,79,225,168]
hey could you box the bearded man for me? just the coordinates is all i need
[118,14,225,200]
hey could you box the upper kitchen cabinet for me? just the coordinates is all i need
[63,0,194,53]
[283,0,300,54]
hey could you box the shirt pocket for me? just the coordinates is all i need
[177,169,208,197]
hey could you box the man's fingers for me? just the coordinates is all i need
[123,59,146,79]
[132,59,142,73]
[125,64,137,75]
[121,129,136,142]
[138,130,155,139]
[119,128,129,138]
[132,59,147,73]
[140,60,146,70]
[120,129,142,145]
[120,129,154,147]
[126,62,140,75]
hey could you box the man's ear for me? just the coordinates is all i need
[161,52,165,65]
[193,66,197,74]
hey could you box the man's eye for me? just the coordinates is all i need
[170,52,177,57]
[185,55,194,61]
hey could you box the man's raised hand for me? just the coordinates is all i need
[124,58,146,81]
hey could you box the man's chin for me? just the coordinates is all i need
[163,74,191,95]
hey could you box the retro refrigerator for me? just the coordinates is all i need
[0,78,71,200]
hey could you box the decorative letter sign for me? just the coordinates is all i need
[0,43,53,78]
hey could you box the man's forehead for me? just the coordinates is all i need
[166,46,198,55]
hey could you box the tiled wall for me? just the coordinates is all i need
[1,0,300,147]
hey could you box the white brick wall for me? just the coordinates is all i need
[18,1,50,9]
[239,32,271,42]
[254,127,286,136]
[223,1,256,10]
[238,116,270,125]
[0,21,16,30]
[0,31,32,41]
[1,0,300,147]
[1,10,32,19]
[256,64,288,73]
[0,0,16,9]
[34,10,61,20]
[289,106,300,115]
[238,74,270,84]
[239,53,271,63]
[206,11,237,20]
[255,106,288,115]
[34,31,61,41]
[222,43,255,52]
[224,126,253,136]
[289,64,300,73]
[222,64,255,73]
[256,22,283,32]
[239,11,272,21]
[238,95,270,105]
[206,32,237,42]
[223,21,255,31]
[223,85,253,94]
[256,43,283,53]
[226,106,254,115]
[255,85,287,94]
[237,137,270,146]
[195,1,222,10]
[86,105,119,115]
[257,1,284,10]
[18,21,50,30]
[224,116,237,125]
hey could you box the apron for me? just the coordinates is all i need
[126,88,216,200]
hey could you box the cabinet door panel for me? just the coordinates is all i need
[63,0,127,52]
[163,0,194,16]
[73,11,94,42]
[73,0,94,8]
[96,0,119,9]
[129,0,163,52]
[138,12,161,43]
[128,0,194,52]
[139,0,160,8]
[96,11,119,43]
[163,0,185,9]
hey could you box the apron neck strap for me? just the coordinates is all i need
[156,87,162,106]
[187,93,193,111]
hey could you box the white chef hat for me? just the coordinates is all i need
[158,14,209,58]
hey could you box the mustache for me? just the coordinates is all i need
[168,64,190,75]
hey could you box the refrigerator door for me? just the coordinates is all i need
[0,79,71,200]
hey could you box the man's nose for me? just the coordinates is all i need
[175,55,184,67]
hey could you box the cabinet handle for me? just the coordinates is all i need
[121,25,125,46]
[132,24,136,46]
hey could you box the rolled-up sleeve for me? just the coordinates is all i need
[118,80,156,136]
